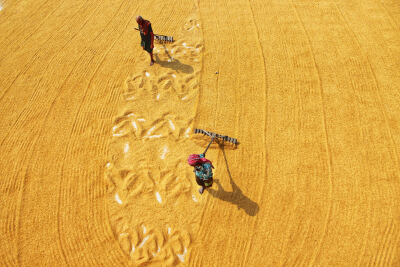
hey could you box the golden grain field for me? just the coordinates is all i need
[1,0,399,266]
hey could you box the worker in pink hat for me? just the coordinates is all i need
[188,153,214,194]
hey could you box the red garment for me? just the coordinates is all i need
[138,19,154,49]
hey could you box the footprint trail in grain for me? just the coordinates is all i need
[105,12,205,265]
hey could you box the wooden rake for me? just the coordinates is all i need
[134,28,174,43]
[194,128,239,155]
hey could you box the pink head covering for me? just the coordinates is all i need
[187,154,214,168]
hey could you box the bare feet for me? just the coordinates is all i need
[150,61,154,66]
[199,187,205,194]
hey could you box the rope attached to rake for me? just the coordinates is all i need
[194,128,238,155]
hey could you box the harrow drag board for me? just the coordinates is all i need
[194,128,238,145]
[134,28,174,43]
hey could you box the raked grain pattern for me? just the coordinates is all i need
[0,0,399,266]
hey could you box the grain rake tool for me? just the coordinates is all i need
[194,128,238,155]
[155,34,174,43]
[134,28,174,43]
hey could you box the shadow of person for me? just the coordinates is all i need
[207,143,260,216]
[154,51,194,74]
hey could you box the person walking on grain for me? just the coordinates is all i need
[188,153,214,194]
[136,16,155,66]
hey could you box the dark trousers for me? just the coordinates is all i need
[196,176,213,188]
[140,25,153,53]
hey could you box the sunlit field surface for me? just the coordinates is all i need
[0,0,399,266]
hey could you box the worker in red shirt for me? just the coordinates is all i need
[136,16,155,66]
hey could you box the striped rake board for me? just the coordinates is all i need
[194,128,238,145]
[155,34,174,43]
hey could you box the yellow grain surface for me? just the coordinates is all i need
[0,0,399,266]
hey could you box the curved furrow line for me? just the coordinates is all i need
[379,1,400,30]
[0,143,29,192]
[191,0,202,122]
[55,171,68,265]
[58,67,114,264]
[42,52,94,127]
[365,55,400,167]
[1,139,41,265]
[387,225,400,265]
[334,4,400,264]
[346,47,375,267]
[0,0,65,65]
[5,5,131,264]
[0,0,106,145]
[357,193,374,266]
[0,0,99,189]
[0,31,57,103]
[0,49,88,147]
[0,0,108,157]
[0,0,102,94]
[52,40,111,261]
[13,126,60,265]
[334,3,400,173]
[0,0,52,46]
[69,5,133,139]
[0,49,89,193]
[17,0,67,45]
[297,220,312,266]
[291,2,334,265]
[243,0,268,262]
[195,0,217,243]
[62,7,136,264]
[0,71,43,147]
[333,5,378,266]
[380,220,396,266]
[335,12,400,256]
[375,221,394,266]
[231,14,241,148]
[197,192,211,238]
[66,5,133,178]
[210,0,221,132]
[384,221,398,266]
[0,65,24,101]
[13,52,94,265]
[90,0,126,45]
[195,0,265,264]
[10,42,97,260]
